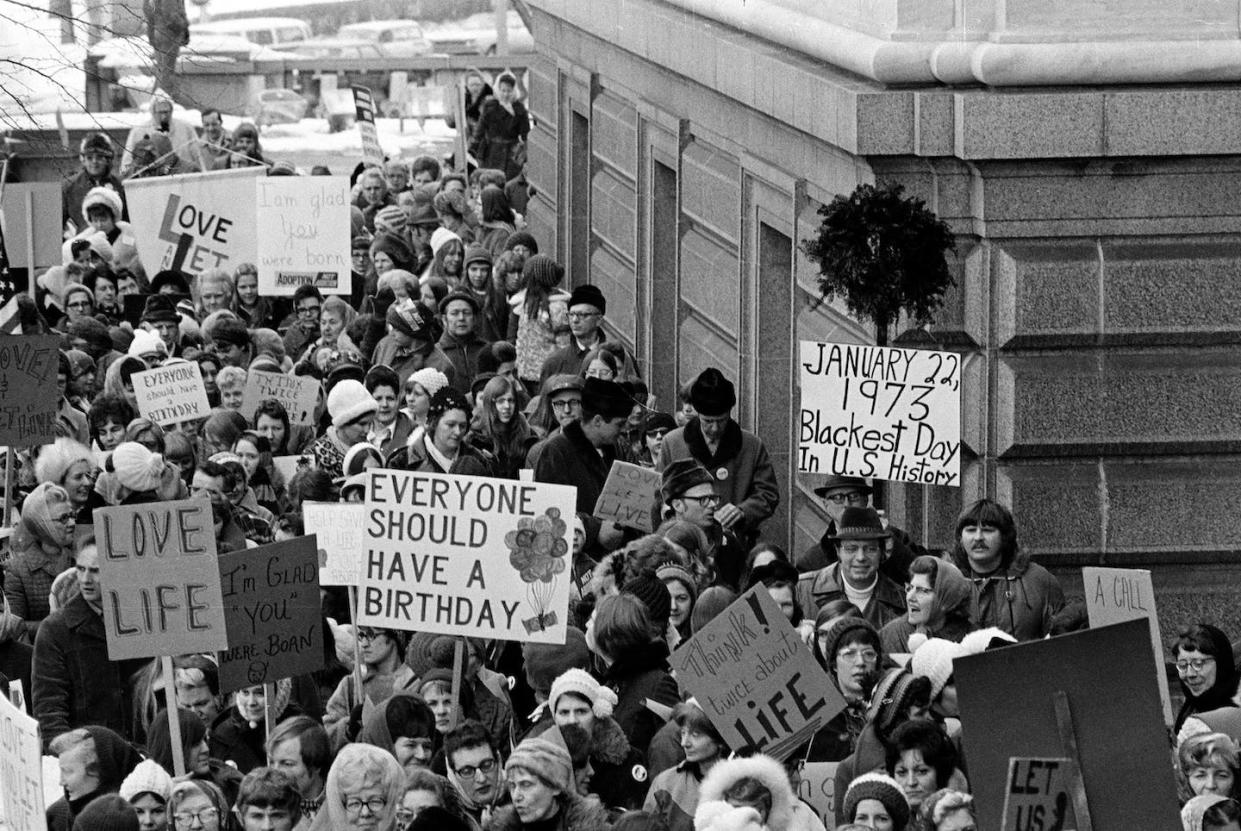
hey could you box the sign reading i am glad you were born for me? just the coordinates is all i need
[0,334,60,446]
[0,691,43,831]
[357,469,576,644]
[798,340,961,486]
[256,176,351,296]
[132,362,211,426]
[94,495,228,661]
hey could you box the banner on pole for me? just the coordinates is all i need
[304,502,366,587]
[0,334,60,446]
[0,692,43,831]
[132,362,211,426]
[254,176,351,296]
[241,370,321,426]
[352,85,384,168]
[798,341,961,486]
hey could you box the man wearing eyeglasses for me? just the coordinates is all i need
[281,285,324,360]
[538,285,635,384]
[797,475,922,585]
[662,458,747,589]
[445,720,505,826]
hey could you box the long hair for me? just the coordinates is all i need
[473,375,532,467]
[953,498,1019,570]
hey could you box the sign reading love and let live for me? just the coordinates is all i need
[672,586,846,761]
[217,536,324,694]
[0,335,60,447]
[125,167,265,278]
[254,176,351,297]
[132,362,211,427]
[798,340,961,486]
[593,461,661,533]
[242,370,321,427]
[0,692,44,831]
[304,502,366,587]
[94,495,228,661]
[357,469,576,644]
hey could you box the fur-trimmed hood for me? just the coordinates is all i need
[484,793,611,831]
[696,755,795,831]
[590,715,632,766]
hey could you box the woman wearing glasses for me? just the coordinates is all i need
[3,481,77,639]
[1173,624,1240,733]
[325,627,416,752]
[807,610,883,763]
[308,744,405,831]
[879,555,975,655]
[167,780,231,831]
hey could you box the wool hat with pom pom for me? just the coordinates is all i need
[112,442,168,493]
[842,772,911,830]
[549,667,618,719]
[909,636,967,701]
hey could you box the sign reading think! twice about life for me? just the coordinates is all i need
[799,340,961,486]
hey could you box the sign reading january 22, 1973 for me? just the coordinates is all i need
[357,470,576,645]
[798,340,961,486]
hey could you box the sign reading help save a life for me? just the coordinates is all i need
[799,341,961,486]
[0,693,43,831]
[358,469,575,644]
[0,335,60,447]
[217,536,324,693]
[255,176,351,296]
[593,461,661,533]
[303,502,366,587]
[132,362,210,426]
[672,587,845,760]
[242,370,321,426]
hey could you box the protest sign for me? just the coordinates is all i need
[241,370,321,425]
[272,454,313,485]
[94,495,228,660]
[304,501,366,587]
[125,167,264,277]
[797,762,838,830]
[255,176,351,296]
[217,536,324,693]
[1,182,63,269]
[352,85,384,168]
[0,692,43,831]
[1001,757,1077,831]
[593,461,660,533]
[671,587,846,760]
[132,362,211,426]
[0,334,59,446]
[955,619,1179,831]
[1082,566,1172,725]
[798,341,961,486]
[357,469,576,644]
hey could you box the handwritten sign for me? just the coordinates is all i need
[94,495,228,660]
[242,370,321,425]
[0,692,43,831]
[671,587,845,760]
[255,177,351,296]
[1000,757,1076,831]
[217,536,324,693]
[798,341,961,486]
[272,454,313,485]
[304,501,366,586]
[1082,567,1172,725]
[132,362,211,426]
[126,167,263,277]
[797,762,838,830]
[352,85,384,168]
[0,335,59,446]
[593,461,660,533]
[357,469,575,644]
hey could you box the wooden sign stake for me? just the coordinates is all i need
[1053,690,1094,831]
[162,656,186,777]
[264,681,276,746]
[449,638,465,731]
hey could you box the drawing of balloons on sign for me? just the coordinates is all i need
[505,507,569,634]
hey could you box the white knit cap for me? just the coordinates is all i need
[549,667,617,719]
[410,367,450,398]
[112,442,168,493]
[328,378,378,428]
[119,758,174,802]
[128,329,168,360]
[82,186,124,222]
[430,226,461,255]
[959,626,1018,655]
[909,637,967,701]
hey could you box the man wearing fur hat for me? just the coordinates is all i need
[662,458,746,590]
[62,132,128,235]
[659,367,779,545]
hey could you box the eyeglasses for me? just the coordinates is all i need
[51,513,77,525]
[344,798,387,816]
[550,399,582,411]
[67,301,92,310]
[454,757,497,779]
[395,809,419,825]
[905,583,934,599]
[568,312,600,320]
[835,647,879,664]
[297,305,321,317]
[679,493,720,506]
[825,492,868,505]
[355,629,383,642]
[645,429,670,438]
[1176,657,1216,674]
[173,809,219,827]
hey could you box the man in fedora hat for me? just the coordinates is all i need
[796,506,906,636]
[661,458,747,588]
[797,475,925,585]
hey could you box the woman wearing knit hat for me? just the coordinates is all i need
[399,367,450,440]
[308,379,378,479]
[917,789,975,831]
[807,610,882,763]
[4,481,77,637]
[112,441,183,504]
[908,638,967,728]
[842,772,911,830]
[372,299,456,390]
[430,236,466,284]
[508,254,570,388]
[308,744,405,831]
[35,437,103,524]
[120,759,174,831]
[879,556,975,655]
[657,563,698,642]
[386,387,493,476]
[487,733,611,830]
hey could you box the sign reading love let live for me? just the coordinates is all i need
[0,692,43,831]
[242,370,321,426]
[94,495,228,660]
[357,469,576,644]
[132,362,211,426]
[672,587,846,760]
[304,502,366,587]
[799,341,961,486]
[217,536,324,693]
[255,176,351,296]
[126,167,264,277]
[0,335,60,446]
[593,461,661,533]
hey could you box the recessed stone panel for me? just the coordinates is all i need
[1104,458,1241,554]
[1102,240,1241,336]
[591,169,636,260]
[993,240,1099,346]
[1000,460,1103,558]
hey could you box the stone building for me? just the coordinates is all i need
[522,0,1241,625]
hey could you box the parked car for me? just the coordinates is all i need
[286,38,385,60]
[189,18,312,47]
[247,88,309,126]
[336,20,432,58]
[426,10,533,55]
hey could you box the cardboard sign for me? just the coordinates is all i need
[357,469,576,644]
[94,495,229,660]
[1001,757,1077,831]
[304,501,366,587]
[255,176,351,296]
[242,370,321,426]
[352,85,384,168]
[593,461,660,533]
[671,587,846,760]
[125,167,264,277]
[1,182,63,268]
[0,335,60,446]
[217,536,324,693]
[797,762,838,830]
[955,619,1180,831]
[1082,567,1172,725]
[0,692,43,831]
[798,341,961,486]
[272,454,314,485]
[132,362,211,426]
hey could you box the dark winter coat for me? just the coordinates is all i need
[644,761,707,831]
[385,436,495,477]
[484,794,612,831]
[600,642,680,757]
[950,547,1065,641]
[438,329,491,394]
[470,99,530,180]
[208,702,302,774]
[62,171,128,230]
[798,521,924,585]
[532,420,634,552]
[532,714,648,811]
[796,562,906,630]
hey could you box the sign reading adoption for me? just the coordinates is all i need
[1082,566,1172,726]
[94,495,228,660]
[303,502,366,586]
[125,167,264,277]
[798,341,961,486]
[593,461,661,533]
[132,362,210,426]
[255,176,351,296]
[242,370,321,426]
[217,536,324,693]
[1001,757,1077,831]
[357,469,576,644]
[0,692,43,831]
[0,335,60,446]
[671,587,846,760]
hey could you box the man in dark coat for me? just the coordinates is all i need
[538,284,634,384]
[469,73,529,180]
[437,290,490,395]
[62,133,128,235]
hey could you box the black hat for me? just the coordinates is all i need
[504,230,538,254]
[407,807,470,831]
[150,270,191,295]
[351,235,372,252]
[828,507,890,541]
[542,374,584,398]
[662,458,714,501]
[813,474,873,498]
[73,794,139,831]
[643,411,677,435]
[689,367,736,416]
[212,317,250,348]
[80,132,115,158]
[623,574,672,631]
[140,294,180,324]
[568,284,606,314]
[438,289,480,315]
[581,377,633,420]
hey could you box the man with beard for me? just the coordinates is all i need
[191,460,249,552]
[796,507,906,635]
[62,133,128,235]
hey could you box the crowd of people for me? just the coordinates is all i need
[1,83,1237,831]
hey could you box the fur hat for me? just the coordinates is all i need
[689,367,736,416]
[1183,794,1230,831]
[504,231,538,254]
[506,735,573,793]
[150,270,191,295]
[327,379,377,428]
[842,773,911,830]
[696,755,796,831]
[568,284,606,314]
[661,458,714,501]
[73,794,139,831]
[119,758,174,802]
[623,574,672,631]
[522,627,590,695]
[370,233,416,271]
[127,329,167,360]
[694,803,765,831]
[581,377,633,420]
[959,626,1018,655]
[80,132,115,158]
[409,367,450,398]
[909,637,967,701]
[549,668,618,719]
[82,186,124,222]
[112,442,168,493]
[374,205,407,235]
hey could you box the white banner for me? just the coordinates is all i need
[255,176,351,296]
[132,362,211,426]
[0,693,43,831]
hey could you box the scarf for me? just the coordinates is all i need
[423,435,457,473]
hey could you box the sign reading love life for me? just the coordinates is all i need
[798,340,962,486]
[356,469,576,644]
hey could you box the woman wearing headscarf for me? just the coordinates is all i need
[46,726,144,831]
[36,437,106,523]
[167,779,232,831]
[356,693,439,775]
[1174,624,1241,733]
[4,481,77,638]
[880,556,976,655]
[308,743,406,831]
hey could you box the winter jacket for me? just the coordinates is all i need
[797,521,925,585]
[62,171,128,231]
[483,794,611,831]
[371,336,458,390]
[438,330,491,395]
[695,754,824,831]
[533,714,648,811]
[324,663,418,750]
[599,642,680,757]
[4,541,74,640]
[795,563,906,630]
[644,760,706,831]
[950,547,1065,641]
[208,701,303,774]
[385,436,495,477]
[509,288,571,382]
[532,420,635,553]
